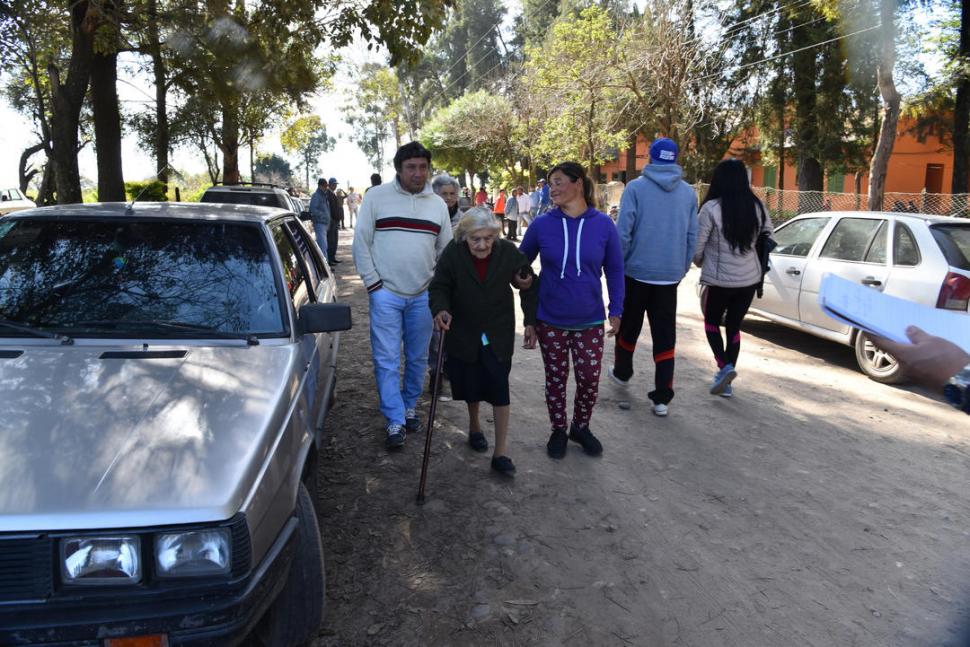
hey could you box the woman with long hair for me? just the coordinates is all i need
[693,159,773,397]
[520,162,624,459]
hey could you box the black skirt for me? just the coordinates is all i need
[445,344,511,406]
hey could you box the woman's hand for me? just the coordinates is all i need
[871,326,970,389]
[523,325,537,349]
[606,316,621,337]
[512,266,534,290]
[434,311,452,332]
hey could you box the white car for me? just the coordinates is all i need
[0,187,36,215]
[750,211,970,383]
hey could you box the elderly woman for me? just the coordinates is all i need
[431,173,462,228]
[429,206,537,476]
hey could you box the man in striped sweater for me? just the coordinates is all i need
[353,142,454,449]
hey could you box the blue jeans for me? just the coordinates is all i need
[312,222,328,261]
[369,289,433,427]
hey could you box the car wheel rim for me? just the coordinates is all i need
[862,338,897,374]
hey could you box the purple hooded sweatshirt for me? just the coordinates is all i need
[519,206,624,327]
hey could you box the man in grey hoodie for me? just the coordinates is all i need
[609,138,698,417]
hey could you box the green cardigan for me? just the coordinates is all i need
[428,239,538,364]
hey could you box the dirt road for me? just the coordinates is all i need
[314,230,970,647]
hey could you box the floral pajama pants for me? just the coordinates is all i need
[536,322,604,429]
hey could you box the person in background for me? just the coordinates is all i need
[503,187,521,241]
[493,189,507,235]
[458,187,474,214]
[515,185,532,232]
[873,328,970,414]
[609,137,697,417]
[537,177,552,215]
[429,207,538,475]
[692,158,773,397]
[308,177,331,261]
[475,186,488,206]
[519,161,624,460]
[353,142,453,449]
[366,173,382,194]
[325,178,343,265]
[345,187,361,228]
[432,174,462,228]
[528,183,541,223]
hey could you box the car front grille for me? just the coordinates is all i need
[0,535,54,602]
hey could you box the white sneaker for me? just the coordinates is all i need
[608,367,630,388]
[652,403,668,417]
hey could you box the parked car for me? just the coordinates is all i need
[749,210,970,383]
[200,182,308,220]
[0,187,36,215]
[0,202,349,645]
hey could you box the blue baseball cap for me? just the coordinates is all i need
[328,177,338,184]
[649,138,679,165]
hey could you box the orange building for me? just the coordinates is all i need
[599,118,963,195]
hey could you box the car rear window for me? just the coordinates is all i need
[931,224,970,271]
[201,190,286,209]
[0,218,286,337]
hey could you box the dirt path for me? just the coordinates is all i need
[314,229,970,647]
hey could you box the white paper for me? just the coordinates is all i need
[818,273,970,352]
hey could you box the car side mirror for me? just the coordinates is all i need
[298,302,352,334]
[1,195,7,201]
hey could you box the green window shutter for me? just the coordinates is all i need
[828,172,845,193]
[764,166,776,189]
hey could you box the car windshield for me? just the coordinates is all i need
[931,223,970,271]
[0,218,286,338]
[200,190,285,209]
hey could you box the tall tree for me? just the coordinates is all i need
[280,115,336,191]
[867,0,900,210]
[89,0,125,201]
[343,62,409,169]
[953,0,969,194]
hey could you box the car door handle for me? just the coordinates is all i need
[861,277,882,287]
[786,268,801,276]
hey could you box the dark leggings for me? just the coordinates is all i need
[702,284,758,369]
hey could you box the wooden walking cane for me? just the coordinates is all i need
[417,329,446,505]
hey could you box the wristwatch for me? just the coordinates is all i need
[943,364,970,413]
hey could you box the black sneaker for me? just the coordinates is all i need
[385,424,406,450]
[491,455,516,475]
[405,408,421,434]
[568,422,603,456]
[546,427,568,459]
[468,431,489,452]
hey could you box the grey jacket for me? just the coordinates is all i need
[309,188,331,227]
[693,199,773,288]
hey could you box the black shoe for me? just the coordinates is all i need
[331,259,342,265]
[405,408,421,435]
[491,455,516,475]
[468,431,489,452]
[385,425,406,450]
[568,422,603,456]
[546,427,568,459]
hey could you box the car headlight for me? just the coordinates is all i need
[61,536,141,585]
[155,528,231,578]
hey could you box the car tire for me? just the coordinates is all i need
[854,331,905,384]
[255,482,325,647]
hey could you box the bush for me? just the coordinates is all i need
[124,180,168,202]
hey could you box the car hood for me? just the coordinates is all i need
[0,343,296,531]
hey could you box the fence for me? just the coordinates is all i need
[596,181,970,224]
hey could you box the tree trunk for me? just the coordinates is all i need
[37,162,56,205]
[49,0,96,204]
[867,0,900,212]
[249,139,255,183]
[147,0,169,189]
[221,100,241,184]
[91,45,125,201]
[19,143,45,192]
[792,4,822,205]
[625,130,637,181]
[952,0,970,195]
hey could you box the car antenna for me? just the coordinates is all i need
[126,162,177,214]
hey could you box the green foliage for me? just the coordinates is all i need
[254,153,293,185]
[281,115,335,191]
[124,180,169,202]
[343,63,411,170]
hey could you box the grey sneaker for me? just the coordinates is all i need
[720,384,733,398]
[385,424,406,449]
[710,364,737,395]
[607,366,630,388]
[652,403,669,417]
[405,408,421,434]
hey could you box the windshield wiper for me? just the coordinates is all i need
[72,319,260,345]
[0,318,74,345]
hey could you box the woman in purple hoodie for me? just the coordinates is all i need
[520,162,624,459]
